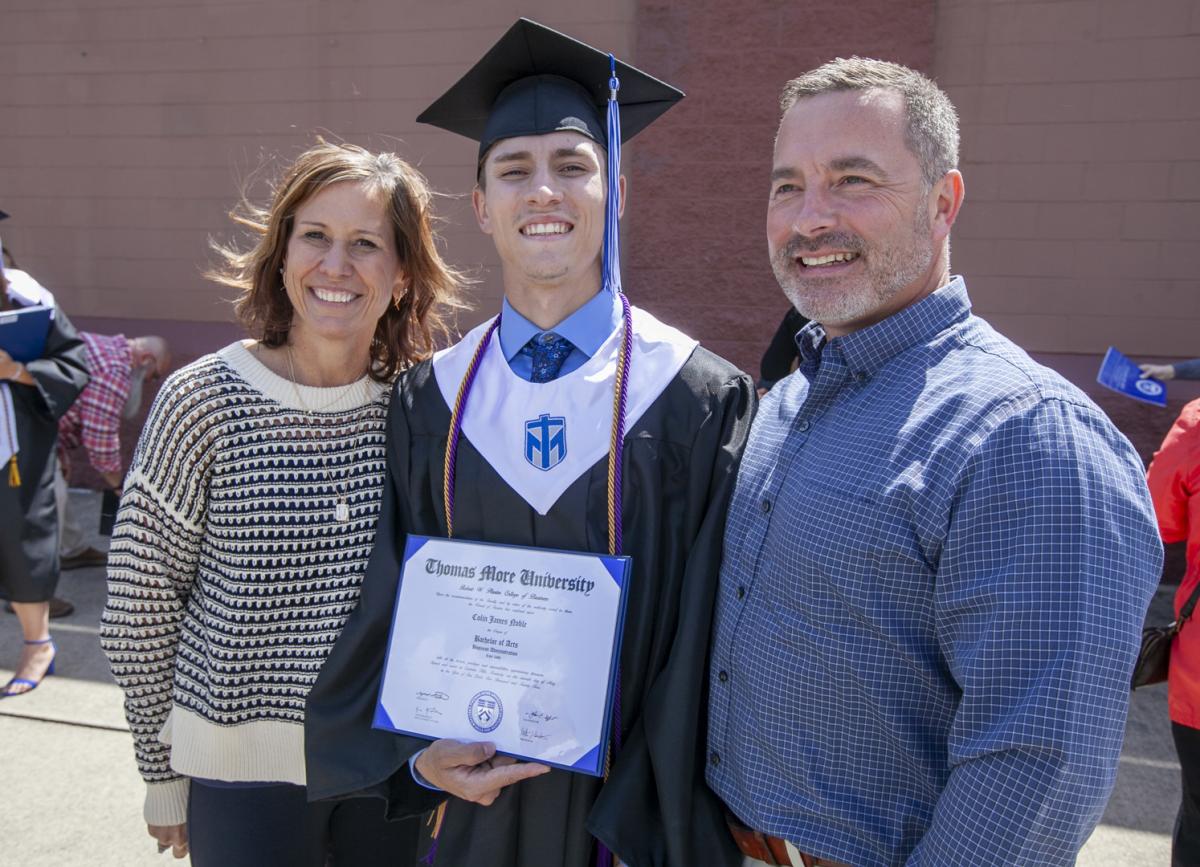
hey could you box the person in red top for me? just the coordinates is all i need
[1147,397,1200,866]
[55,332,170,567]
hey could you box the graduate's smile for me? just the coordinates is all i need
[520,219,574,238]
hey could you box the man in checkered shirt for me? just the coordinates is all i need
[706,59,1163,867]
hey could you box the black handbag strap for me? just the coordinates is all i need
[1178,581,1200,628]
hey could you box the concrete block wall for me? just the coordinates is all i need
[936,0,1200,358]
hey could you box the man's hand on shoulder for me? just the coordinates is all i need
[414,739,549,806]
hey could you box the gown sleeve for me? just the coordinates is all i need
[18,304,89,422]
[588,366,755,867]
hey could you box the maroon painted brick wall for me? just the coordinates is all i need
[626,0,937,377]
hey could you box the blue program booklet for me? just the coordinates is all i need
[1097,346,1167,407]
[0,305,51,363]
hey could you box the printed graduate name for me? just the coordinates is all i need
[423,558,596,596]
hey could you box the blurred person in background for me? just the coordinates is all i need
[0,231,89,696]
[756,306,809,395]
[1147,398,1200,866]
[100,141,464,864]
[54,331,171,569]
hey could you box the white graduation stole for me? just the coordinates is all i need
[433,305,697,515]
[0,384,16,470]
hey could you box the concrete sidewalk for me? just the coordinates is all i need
[0,489,1181,865]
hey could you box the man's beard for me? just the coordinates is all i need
[771,210,933,330]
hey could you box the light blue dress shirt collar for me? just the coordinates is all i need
[499,291,622,380]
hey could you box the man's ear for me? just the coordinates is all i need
[472,185,492,235]
[930,169,964,243]
[617,175,627,219]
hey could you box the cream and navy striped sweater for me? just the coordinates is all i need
[100,341,389,826]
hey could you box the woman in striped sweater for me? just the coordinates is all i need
[101,141,463,865]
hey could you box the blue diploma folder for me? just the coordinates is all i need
[0,305,51,363]
[1096,346,1167,407]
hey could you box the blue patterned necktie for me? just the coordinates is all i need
[522,332,575,383]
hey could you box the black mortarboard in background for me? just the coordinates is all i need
[417,18,684,163]
[0,210,8,221]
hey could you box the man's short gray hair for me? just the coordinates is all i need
[780,57,959,186]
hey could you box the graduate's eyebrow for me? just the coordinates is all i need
[489,147,598,166]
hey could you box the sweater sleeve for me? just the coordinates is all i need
[100,366,215,826]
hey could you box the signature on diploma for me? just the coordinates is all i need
[522,708,559,723]
[416,690,450,702]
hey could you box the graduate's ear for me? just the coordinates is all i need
[617,175,626,220]
[472,185,493,236]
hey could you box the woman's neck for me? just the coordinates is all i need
[255,331,370,388]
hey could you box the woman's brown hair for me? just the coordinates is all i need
[208,141,466,381]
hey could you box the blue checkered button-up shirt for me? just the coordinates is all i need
[707,278,1162,867]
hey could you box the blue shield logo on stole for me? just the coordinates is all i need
[524,413,567,471]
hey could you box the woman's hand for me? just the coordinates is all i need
[147,823,188,859]
[414,739,549,806]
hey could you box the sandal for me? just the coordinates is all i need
[1,638,56,697]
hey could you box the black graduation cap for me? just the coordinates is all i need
[0,210,8,221]
[417,18,684,163]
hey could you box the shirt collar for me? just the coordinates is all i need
[795,276,971,378]
[499,290,621,362]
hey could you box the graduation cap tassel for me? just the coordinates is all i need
[7,455,18,487]
[602,55,622,297]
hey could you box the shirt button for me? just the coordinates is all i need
[760,498,772,514]
[797,419,811,432]
[718,670,729,683]
[737,585,746,600]
[710,751,721,767]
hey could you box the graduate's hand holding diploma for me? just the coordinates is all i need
[415,739,549,806]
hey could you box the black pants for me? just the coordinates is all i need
[1175,722,1200,867]
[187,781,420,867]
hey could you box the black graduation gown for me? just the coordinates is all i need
[0,303,88,601]
[306,347,753,867]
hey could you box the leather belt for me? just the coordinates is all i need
[725,813,851,867]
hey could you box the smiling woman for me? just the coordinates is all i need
[99,141,466,866]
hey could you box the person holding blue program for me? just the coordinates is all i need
[0,234,89,697]
[306,19,751,867]
[1141,358,1200,381]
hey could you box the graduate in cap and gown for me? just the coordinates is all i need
[305,19,750,867]
[0,228,89,696]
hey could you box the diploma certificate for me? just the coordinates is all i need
[374,535,631,776]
